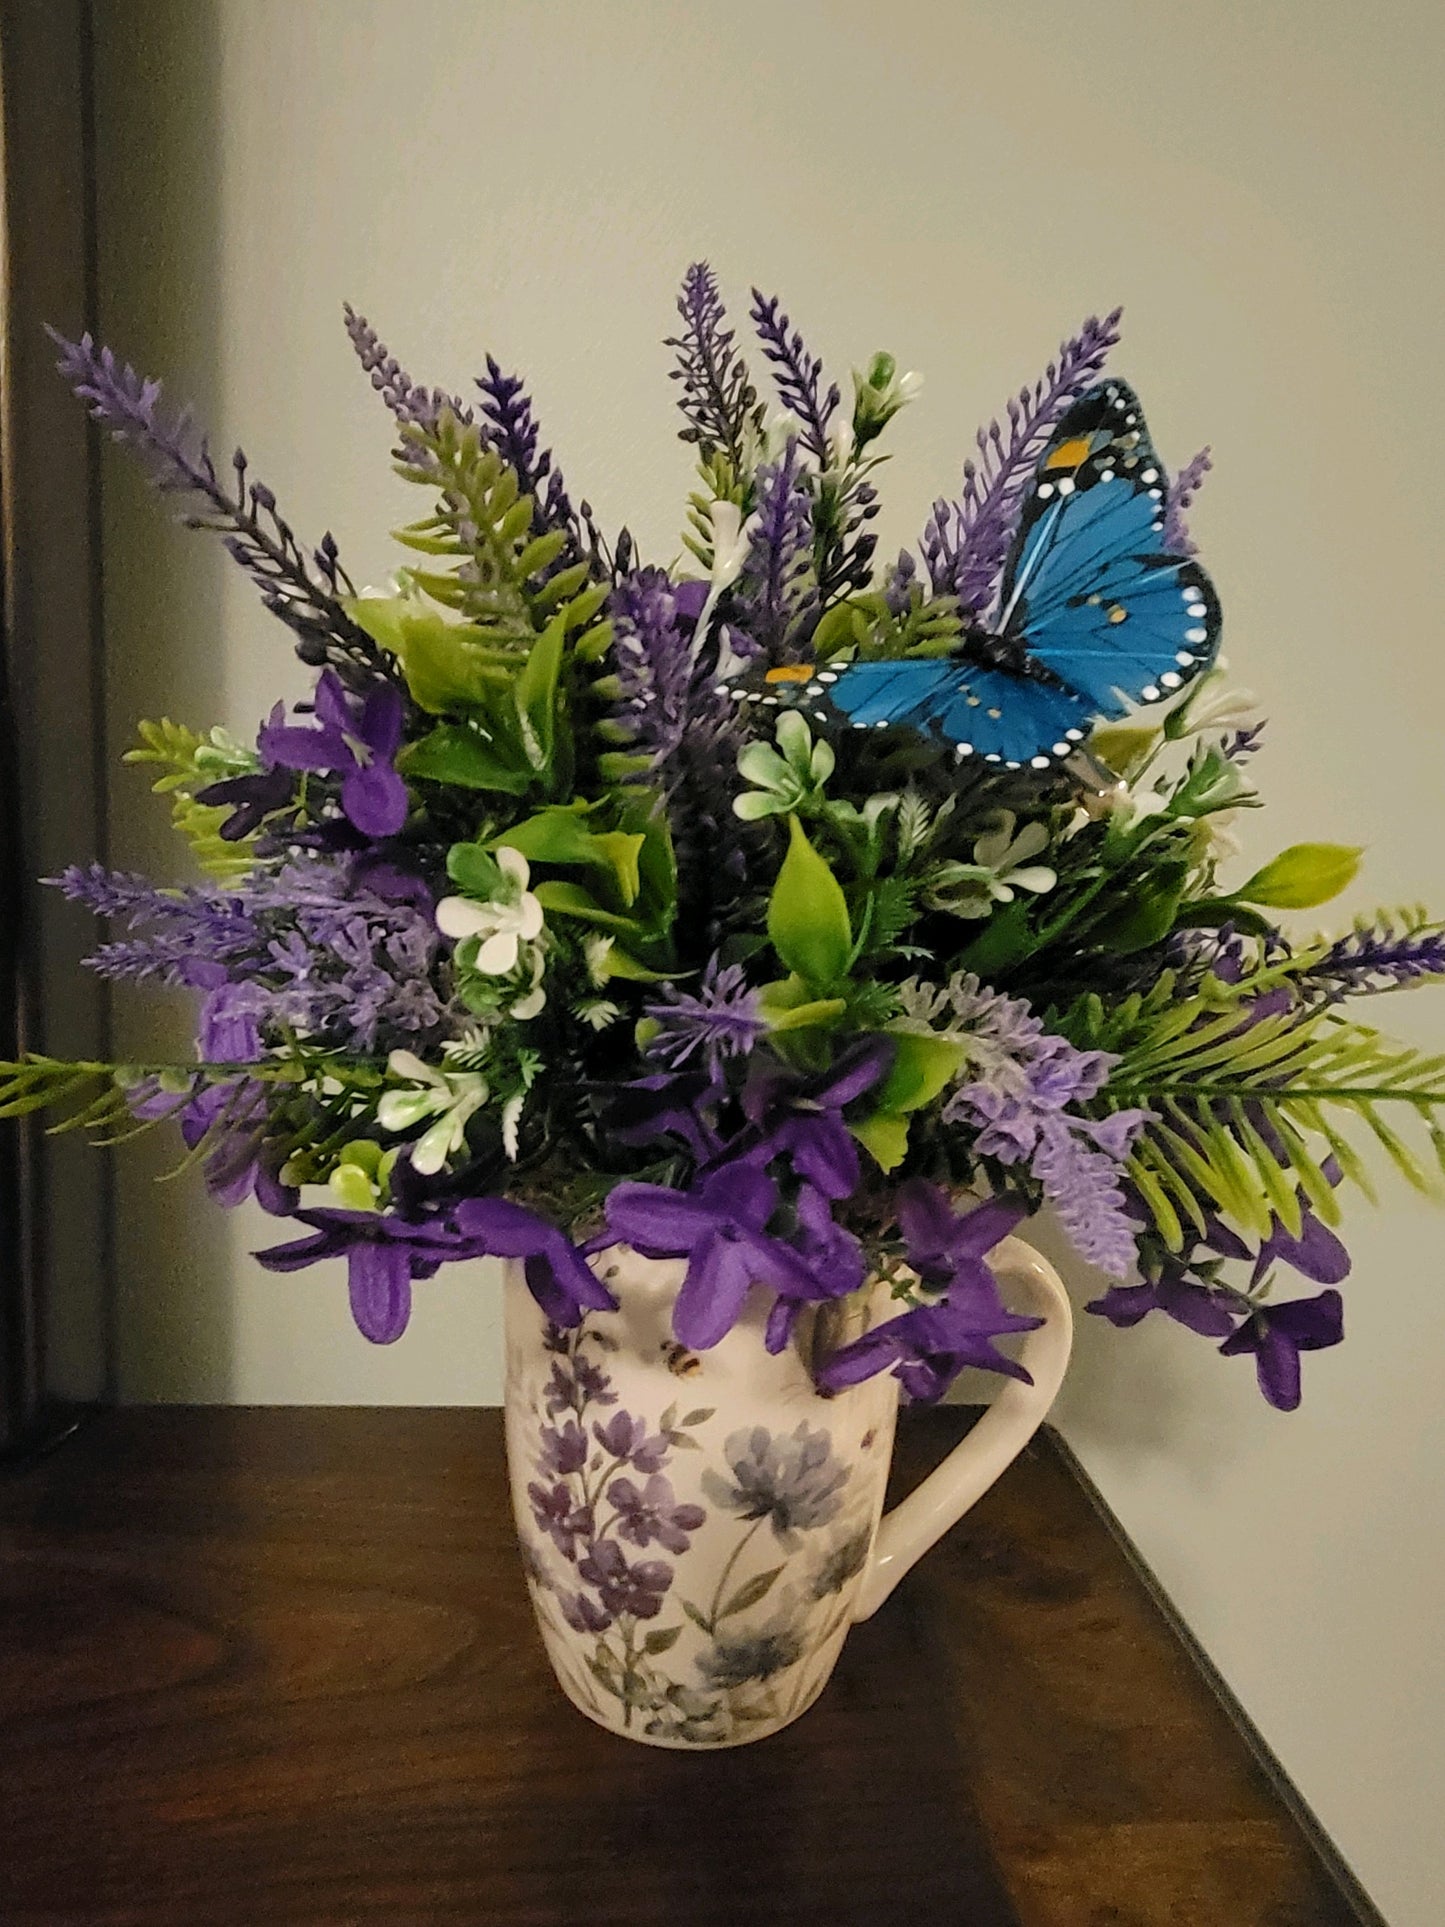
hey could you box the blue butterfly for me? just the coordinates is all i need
[742,380,1222,771]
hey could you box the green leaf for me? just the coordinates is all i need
[956,898,1036,975]
[532,879,646,936]
[719,1567,784,1620]
[1235,843,1363,911]
[767,816,852,986]
[681,1599,713,1632]
[514,613,567,773]
[851,1111,911,1172]
[643,1626,683,1655]
[874,1032,962,1115]
[681,1409,714,1427]
[1091,863,1190,953]
[398,723,530,794]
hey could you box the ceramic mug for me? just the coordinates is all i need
[502,1234,1072,1748]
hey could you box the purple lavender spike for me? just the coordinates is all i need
[925,309,1123,620]
[475,356,582,557]
[51,329,385,688]
[748,288,841,469]
[665,263,761,467]
[733,439,819,664]
[1162,445,1213,556]
[1308,915,1445,996]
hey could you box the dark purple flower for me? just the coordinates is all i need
[575,1539,673,1620]
[592,1411,670,1475]
[194,758,297,840]
[1219,1290,1345,1411]
[260,670,409,837]
[1307,914,1445,997]
[736,1036,895,1200]
[451,1197,618,1329]
[538,1421,589,1477]
[604,1069,727,1166]
[528,1481,593,1560]
[1250,1210,1351,1290]
[604,1163,822,1352]
[607,1474,706,1554]
[1087,1274,1239,1339]
[560,1589,614,1635]
[475,355,582,559]
[255,1207,472,1344]
[816,1187,1035,1404]
[763,1183,868,1355]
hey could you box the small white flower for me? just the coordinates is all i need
[704,501,755,594]
[508,945,548,1021]
[1193,805,1245,865]
[1176,671,1260,737]
[583,933,615,988]
[436,845,545,976]
[501,1092,526,1162]
[970,814,1058,902]
[377,1048,488,1177]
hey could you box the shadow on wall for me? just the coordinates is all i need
[91,0,237,1399]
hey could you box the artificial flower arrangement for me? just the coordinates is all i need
[11,263,1445,1420]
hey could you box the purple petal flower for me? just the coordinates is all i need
[1219,1290,1345,1411]
[451,1197,618,1328]
[560,1589,613,1634]
[1087,1275,1239,1339]
[260,671,409,837]
[255,1206,470,1343]
[816,1188,1035,1403]
[1250,1210,1351,1289]
[528,1481,593,1560]
[538,1421,589,1477]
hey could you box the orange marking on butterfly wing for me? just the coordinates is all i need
[764,665,815,684]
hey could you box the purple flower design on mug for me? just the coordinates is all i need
[528,1480,593,1559]
[593,1410,670,1474]
[702,1422,849,1549]
[560,1590,614,1635]
[608,1474,706,1554]
[576,1539,674,1620]
[538,1420,589,1477]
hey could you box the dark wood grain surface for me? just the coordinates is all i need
[0,1409,1362,1926]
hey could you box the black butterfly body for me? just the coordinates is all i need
[741,381,1222,770]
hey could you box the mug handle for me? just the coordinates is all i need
[851,1234,1073,1622]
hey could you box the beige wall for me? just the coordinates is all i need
[88,2,1444,1917]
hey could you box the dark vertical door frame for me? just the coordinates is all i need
[0,0,110,1458]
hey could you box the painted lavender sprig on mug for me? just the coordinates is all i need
[9,262,1445,1420]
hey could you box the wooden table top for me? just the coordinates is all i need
[0,1408,1363,1926]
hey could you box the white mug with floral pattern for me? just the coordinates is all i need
[502,1233,1072,1749]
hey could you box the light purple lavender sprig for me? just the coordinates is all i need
[644,959,767,1077]
[342,305,472,433]
[921,308,1123,620]
[749,288,841,469]
[49,330,386,689]
[1162,445,1213,556]
[665,262,762,468]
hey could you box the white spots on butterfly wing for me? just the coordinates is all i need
[1030,755,1051,769]
[985,753,1002,764]
[1175,650,1194,666]
[1036,482,1055,500]
[1066,728,1085,742]
[1052,741,1071,756]
[1141,467,1158,483]
[1141,685,1161,702]
[1056,477,1076,496]
[987,707,1002,720]
[1161,671,1182,689]
[1006,760,1021,770]
[1185,627,1208,643]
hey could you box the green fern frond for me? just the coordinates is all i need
[394,411,607,644]
[1094,999,1445,1250]
[124,718,260,880]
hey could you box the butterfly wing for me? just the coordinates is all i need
[996,380,1222,718]
[763,659,1096,768]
